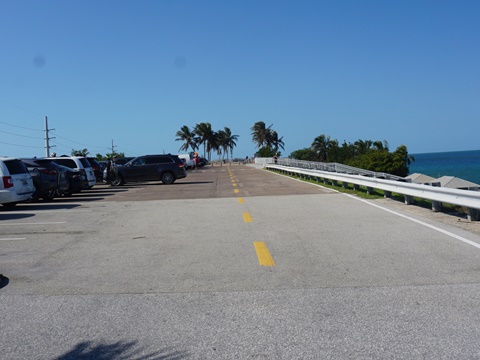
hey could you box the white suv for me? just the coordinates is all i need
[0,157,36,208]
[47,156,96,188]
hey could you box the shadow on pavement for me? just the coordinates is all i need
[1,203,82,211]
[0,213,35,220]
[55,341,188,360]
[0,275,9,289]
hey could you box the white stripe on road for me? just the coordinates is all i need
[0,222,66,226]
[346,194,480,250]
[0,238,27,241]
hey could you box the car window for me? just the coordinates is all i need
[157,156,174,164]
[146,156,164,164]
[80,158,91,167]
[131,158,146,166]
[4,159,29,174]
[53,159,76,168]
[21,159,37,167]
[33,159,53,166]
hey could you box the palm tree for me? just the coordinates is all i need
[269,130,284,155]
[251,121,272,149]
[311,134,331,162]
[194,122,214,158]
[394,144,415,167]
[354,139,373,156]
[217,127,239,160]
[206,131,219,161]
[175,125,198,153]
[373,140,389,152]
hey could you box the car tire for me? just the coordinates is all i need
[42,190,56,201]
[111,175,124,186]
[161,172,175,184]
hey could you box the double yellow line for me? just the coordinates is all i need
[229,167,276,267]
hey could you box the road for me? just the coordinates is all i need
[1,164,480,359]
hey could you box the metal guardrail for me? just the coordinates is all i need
[264,162,480,221]
[276,158,406,181]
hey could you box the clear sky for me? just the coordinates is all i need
[1,0,479,159]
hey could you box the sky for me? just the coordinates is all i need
[1,0,479,159]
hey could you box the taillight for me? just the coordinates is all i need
[40,169,57,176]
[178,162,184,168]
[2,176,13,189]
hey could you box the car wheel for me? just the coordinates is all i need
[111,175,124,186]
[42,190,56,201]
[161,172,175,184]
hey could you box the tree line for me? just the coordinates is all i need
[290,135,414,177]
[70,121,414,177]
[175,123,239,161]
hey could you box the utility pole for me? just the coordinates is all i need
[44,116,55,157]
[110,139,117,158]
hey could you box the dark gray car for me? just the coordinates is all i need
[111,154,187,186]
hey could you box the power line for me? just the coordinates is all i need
[0,120,44,132]
[0,129,44,140]
[50,131,107,151]
[0,141,43,148]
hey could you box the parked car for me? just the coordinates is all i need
[86,157,103,182]
[21,158,69,201]
[110,154,186,186]
[47,156,96,188]
[54,165,86,195]
[197,157,209,167]
[177,153,195,169]
[0,157,36,208]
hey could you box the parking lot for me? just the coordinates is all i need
[2,164,480,359]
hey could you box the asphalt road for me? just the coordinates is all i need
[2,164,480,359]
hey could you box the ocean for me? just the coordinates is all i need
[408,150,480,185]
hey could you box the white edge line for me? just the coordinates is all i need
[344,193,480,250]
[0,238,27,241]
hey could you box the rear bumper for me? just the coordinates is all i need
[0,189,34,204]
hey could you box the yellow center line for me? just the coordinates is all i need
[243,212,252,222]
[232,183,237,187]
[234,189,239,194]
[254,242,276,266]
[237,197,244,204]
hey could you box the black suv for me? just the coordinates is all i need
[111,154,187,186]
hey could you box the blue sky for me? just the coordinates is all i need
[1,0,479,159]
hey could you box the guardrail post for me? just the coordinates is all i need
[366,186,374,195]
[404,195,414,205]
[384,190,392,198]
[467,208,480,221]
[353,184,360,191]
[323,178,329,185]
[342,182,349,189]
[332,180,338,186]
[431,200,442,212]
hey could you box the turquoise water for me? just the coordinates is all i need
[408,150,480,185]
